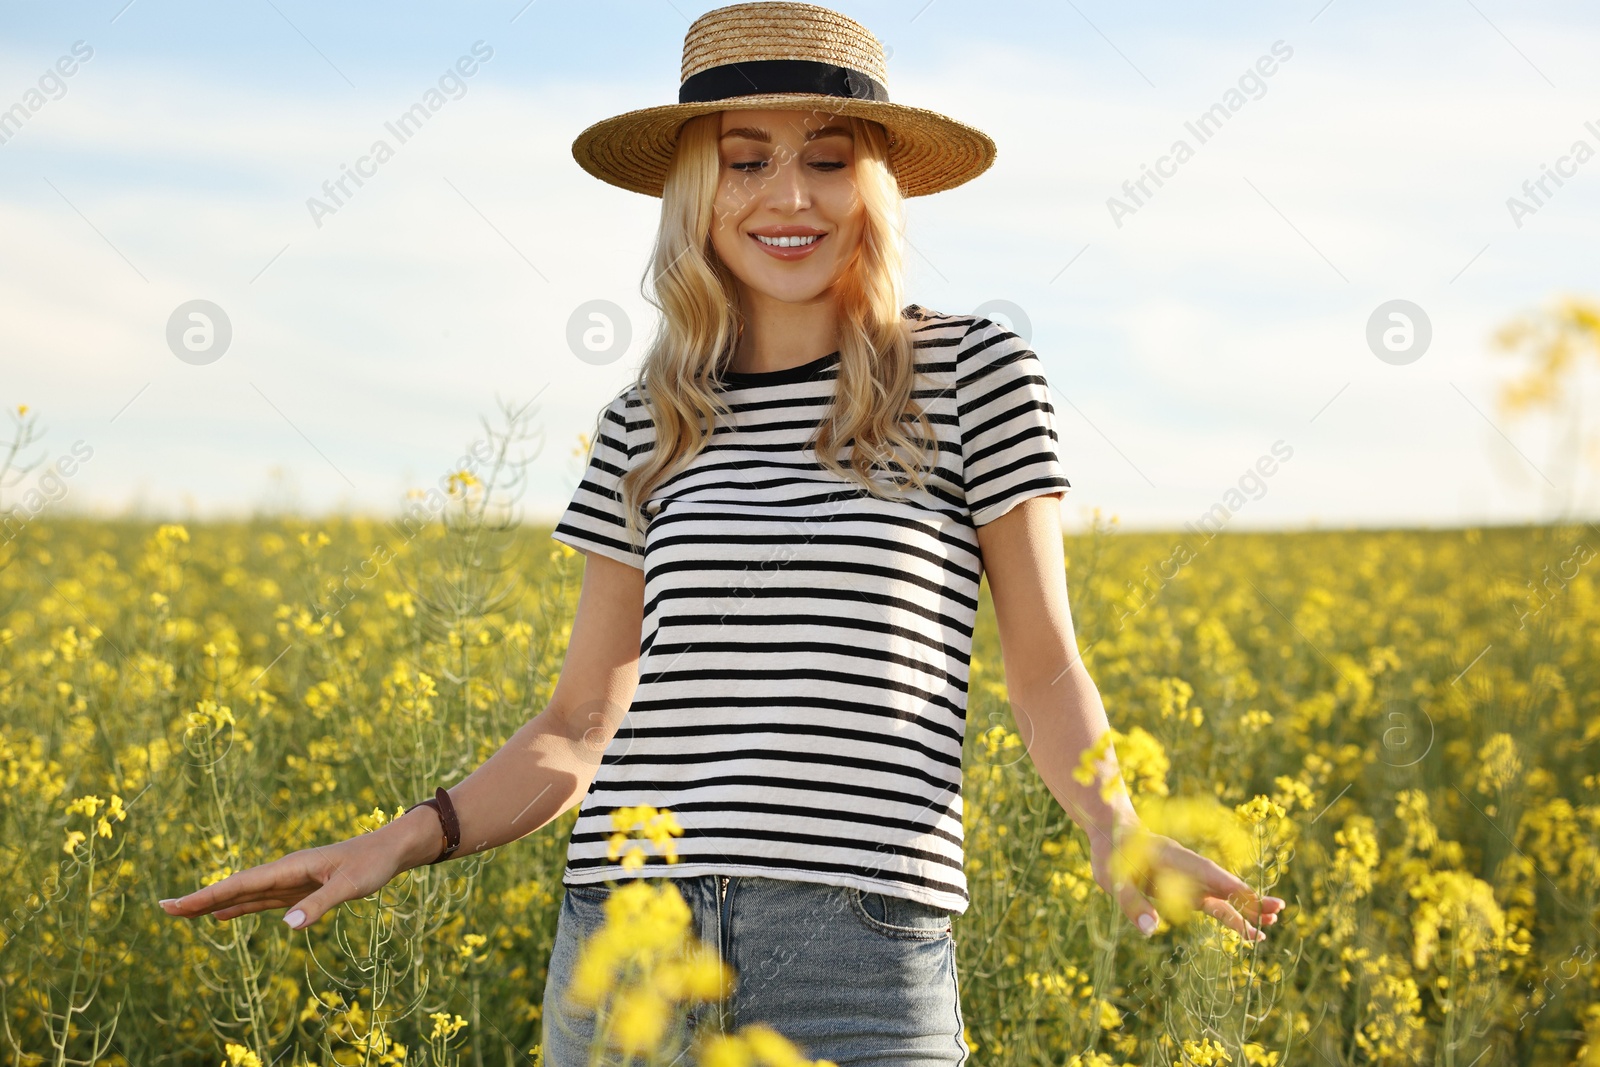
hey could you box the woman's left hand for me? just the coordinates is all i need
[1088,820,1287,942]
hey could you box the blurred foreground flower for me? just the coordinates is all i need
[567,807,838,1065]
[606,804,684,872]
[695,1021,839,1067]
[1110,795,1256,930]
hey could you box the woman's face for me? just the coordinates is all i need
[709,108,864,306]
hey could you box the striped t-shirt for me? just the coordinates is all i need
[550,304,1071,915]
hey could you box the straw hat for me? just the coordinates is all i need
[570,1,997,198]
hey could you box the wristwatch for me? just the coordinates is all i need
[405,786,461,865]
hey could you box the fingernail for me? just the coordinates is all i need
[158,898,178,906]
[1137,913,1157,936]
[284,909,306,929]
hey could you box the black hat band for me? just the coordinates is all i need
[678,58,889,105]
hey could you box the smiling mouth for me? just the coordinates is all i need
[752,233,824,247]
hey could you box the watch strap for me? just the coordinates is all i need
[405,786,462,865]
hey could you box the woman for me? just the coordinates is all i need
[160,3,1284,1064]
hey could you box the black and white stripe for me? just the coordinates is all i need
[551,304,1071,915]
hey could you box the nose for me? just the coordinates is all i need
[763,149,812,213]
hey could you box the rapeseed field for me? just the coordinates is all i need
[1,503,1596,1066]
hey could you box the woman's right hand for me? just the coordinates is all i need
[158,812,437,929]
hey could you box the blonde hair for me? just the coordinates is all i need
[595,109,938,548]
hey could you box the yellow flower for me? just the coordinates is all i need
[1120,729,1171,796]
[1139,796,1253,884]
[1352,958,1425,1061]
[63,829,87,854]
[980,724,1022,760]
[1157,676,1204,728]
[1408,869,1507,970]
[563,876,736,1062]
[1075,727,1169,801]
[65,794,105,819]
[187,700,235,730]
[221,1043,262,1067]
[1243,1042,1280,1066]
[428,1012,468,1040]
[1107,821,1195,922]
[610,985,670,1054]
[1270,774,1316,813]
[750,1022,829,1066]
[698,1033,755,1067]
[1024,971,1074,997]
[1394,789,1438,853]
[97,794,128,838]
[607,805,684,869]
[1182,1037,1232,1065]
[457,933,488,963]
[1331,815,1380,898]
[1476,732,1522,793]
[696,1023,834,1067]
[652,945,732,1002]
[1236,794,1286,825]
[1067,1054,1117,1067]
[568,879,700,1007]
[1073,731,1114,787]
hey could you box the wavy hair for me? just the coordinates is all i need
[594,109,939,549]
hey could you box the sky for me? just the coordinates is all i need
[1,0,1598,534]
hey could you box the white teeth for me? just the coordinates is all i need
[755,234,821,247]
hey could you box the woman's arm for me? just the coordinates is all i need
[160,550,646,929]
[975,494,1284,940]
[395,550,647,865]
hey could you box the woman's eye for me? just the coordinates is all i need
[729,160,847,173]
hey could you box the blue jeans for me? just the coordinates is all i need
[541,874,969,1066]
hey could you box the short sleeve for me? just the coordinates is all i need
[956,319,1072,526]
[552,389,646,569]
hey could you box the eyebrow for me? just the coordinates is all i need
[719,123,854,144]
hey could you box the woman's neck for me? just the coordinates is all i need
[729,289,841,376]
